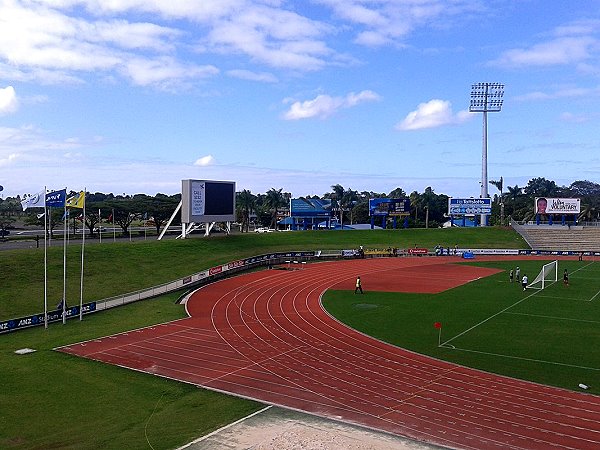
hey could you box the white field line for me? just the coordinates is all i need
[534,294,591,302]
[503,311,600,324]
[440,290,540,347]
[438,345,600,372]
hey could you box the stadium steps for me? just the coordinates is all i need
[511,221,600,252]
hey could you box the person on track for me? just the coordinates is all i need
[355,276,363,294]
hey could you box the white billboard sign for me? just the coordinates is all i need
[535,197,580,215]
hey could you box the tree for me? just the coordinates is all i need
[388,187,407,199]
[506,185,522,202]
[265,188,286,229]
[0,197,20,235]
[329,184,345,225]
[524,177,557,197]
[489,177,503,201]
[103,199,137,235]
[569,180,600,197]
[342,189,359,224]
[236,189,256,232]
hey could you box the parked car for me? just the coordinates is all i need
[254,227,275,233]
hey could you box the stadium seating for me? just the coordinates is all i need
[511,221,600,251]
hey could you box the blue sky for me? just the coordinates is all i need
[1,0,599,199]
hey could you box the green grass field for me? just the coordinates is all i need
[322,257,600,394]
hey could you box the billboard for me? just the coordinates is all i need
[182,179,236,223]
[290,198,332,217]
[369,198,411,216]
[535,197,580,215]
[448,198,492,215]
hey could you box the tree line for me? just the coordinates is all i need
[1,178,599,237]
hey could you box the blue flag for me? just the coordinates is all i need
[45,189,66,208]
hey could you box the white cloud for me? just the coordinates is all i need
[560,112,591,123]
[514,85,600,102]
[396,99,470,131]
[194,155,216,166]
[282,90,381,120]
[0,152,18,167]
[122,57,219,88]
[314,0,482,47]
[0,86,18,115]
[226,69,278,83]
[491,37,595,68]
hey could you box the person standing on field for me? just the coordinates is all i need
[509,269,514,283]
[522,274,528,291]
[355,276,363,294]
[515,266,521,281]
[563,269,569,286]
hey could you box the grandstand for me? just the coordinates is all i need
[511,221,600,252]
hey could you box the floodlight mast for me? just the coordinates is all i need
[469,82,504,226]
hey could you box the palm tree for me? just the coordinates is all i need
[489,177,504,225]
[342,189,359,224]
[330,184,345,226]
[236,190,256,232]
[265,188,286,229]
[579,204,599,223]
[489,177,503,201]
[506,185,522,203]
[409,191,423,225]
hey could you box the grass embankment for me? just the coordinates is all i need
[0,227,524,449]
[323,258,600,394]
[1,227,524,320]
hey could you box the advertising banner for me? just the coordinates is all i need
[448,198,492,215]
[0,302,97,334]
[535,197,580,215]
[290,198,332,217]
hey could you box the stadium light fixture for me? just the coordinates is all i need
[470,82,504,226]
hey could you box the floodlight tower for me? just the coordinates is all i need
[469,82,504,226]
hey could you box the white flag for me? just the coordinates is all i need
[21,190,46,210]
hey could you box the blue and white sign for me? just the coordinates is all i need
[448,198,492,215]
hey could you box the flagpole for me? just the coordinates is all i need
[112,208,115,242]
[44,187,48,329]
[79,190,86,320]
[98,208,102,244]
[62,189,67,325]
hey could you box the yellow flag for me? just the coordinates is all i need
[66,191,85,209]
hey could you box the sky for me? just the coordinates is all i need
[1,0,599,200]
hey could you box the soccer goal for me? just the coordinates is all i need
[526,260,558,290]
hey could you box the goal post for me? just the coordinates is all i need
[526,260,558,290]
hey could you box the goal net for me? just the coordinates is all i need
[526,260,558,290]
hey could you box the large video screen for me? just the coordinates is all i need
[369,198,411,216]
[182,179,236,223]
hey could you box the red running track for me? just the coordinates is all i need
[59,258,600,449]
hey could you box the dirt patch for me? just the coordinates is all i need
[179,406,442,450]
